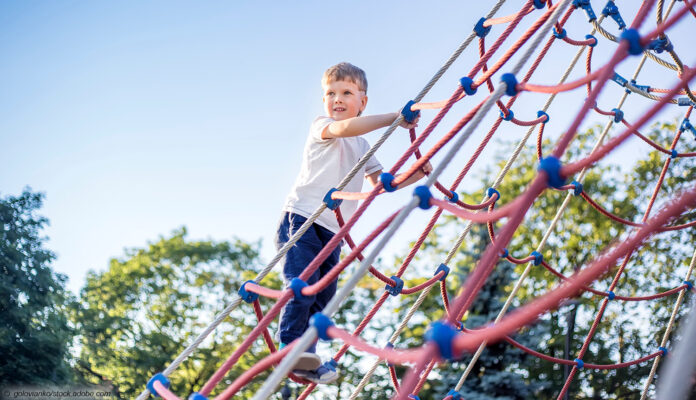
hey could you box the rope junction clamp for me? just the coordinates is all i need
[602,1,626,29]
[401,100,420,123]
[147,373,171,398]
[574,358,585,369]
[323,188,343,210]
[552,27,567,40]
[533,0,546,9]
[456,321,465,331]
[436,263,450,281]
[447,190,459,203]
[658,346,669,357]
[385,342,395,367]
[538,156,567,189]
[500,73,519,96]
[385,276,404,296]
[572,0,597,21]
[289,278,308,299]
[612,108,624,123]
[678,98,696,107]
[310,312,334,340]
[611,72,629,88]
[408,395,421,400]
[628,79,651,94]
[531,251,544,266]
[425,321,458,360]
[487,187,501,202]
[646,36,673,54]
[238,280,260,304]
[501,248,509,258]
[447,389,463,400]
[500,108,515,121]
[414,186,433,210]
[571,180,583,196]
[537,110,550,123]
[683,280,694,290]
[585,34,598,47]
[607,290,616,300]
[459,76,477,95]
[188,393,208,400]
[380,172,398,192]
[679,118,696,139]
[620,29,644,55]
[671,149,678,159]
[474,17,492,38]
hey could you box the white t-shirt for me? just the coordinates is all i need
[283,116,383,233]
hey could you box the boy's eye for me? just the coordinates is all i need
[344,91,351,95]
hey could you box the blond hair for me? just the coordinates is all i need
[322,62,368,93]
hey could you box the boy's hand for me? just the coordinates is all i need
[399,114,420,129]
[421,161,433,175]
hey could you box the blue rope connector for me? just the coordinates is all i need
[658,346,669,357]
[188,393,209,400]
[500,73,519,96]
[447,190,459,203]
[474,17,492,38]
[500,108,514,121]
[289,278,308,299]
[571,180,583,196]
[538,156,566,189]
[380,172,397,192]
[671,149,678,159]
[459,76,477,95]
[385,342,395,367]
[611,72,628,87]
[147,373,171,397]
[552,27,567,40]
[585,34,598,47]
[678,97,696,107]
[323,188,343,210]
[487,187,501,202]
[680,118,696,139]
[408,395,421,400]
[607,290,616,300]
[456,321,465,331]
[385,276,404,296]
[238,280,260,304]
[629,79,651,93]
[602,1,626,29]
[531,251,543,266]
[533,0,546,9]
[612,108,624,123]
[574,358,585,369]
[683,280,694,291]
[447,389,463,400]
[413,185,433,210]
[572,0,597,21]
[310,312,334,341]
[620,28,643,55]
[537,110,550,124]
[647,36,673,54]
[435,263,450,281]
[501,248,509,258]
[401,100,420,123]
[425,321,458,360]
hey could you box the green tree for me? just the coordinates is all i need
[0,190,75,385]
[72,228,280,399]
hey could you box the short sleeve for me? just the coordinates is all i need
[363,142,382,176]
[310,116,335,142]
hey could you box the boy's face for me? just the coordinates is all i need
[322,79,367,121]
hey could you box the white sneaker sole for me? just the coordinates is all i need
[292,352,322,371]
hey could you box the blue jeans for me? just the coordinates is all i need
[276,212,341,347]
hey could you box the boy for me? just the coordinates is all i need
[277,62,430,384]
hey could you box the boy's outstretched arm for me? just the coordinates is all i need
[366,162,433,189]
[322,113,419,139]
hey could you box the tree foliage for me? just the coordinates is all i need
[0,190,75,385]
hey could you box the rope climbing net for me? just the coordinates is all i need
[138,0,696,399]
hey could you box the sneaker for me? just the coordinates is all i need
[292,361,339,384]
[292,352,322,371]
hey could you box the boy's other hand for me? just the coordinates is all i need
[421,161,433,175]
[399,114,419,130]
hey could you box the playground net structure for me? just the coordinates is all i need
[138,1,696,399]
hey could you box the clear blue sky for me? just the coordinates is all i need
[1,1,692,295]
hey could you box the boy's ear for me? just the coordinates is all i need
[360,94,368,113]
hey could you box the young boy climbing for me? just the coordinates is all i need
[276,62,431,384]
